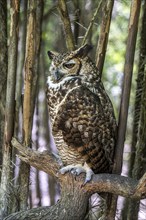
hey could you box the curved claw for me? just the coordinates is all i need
[59,163,94,184]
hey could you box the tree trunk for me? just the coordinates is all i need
[0,0,20,218]
[0,0,7,172]
[122,1,146,218]
[95,0,114,76]
[15,0,27,137]
[127,16,146,219]
[17,0,44,211]
[108,0,141,218]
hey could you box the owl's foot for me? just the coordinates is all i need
[59,163,94,184]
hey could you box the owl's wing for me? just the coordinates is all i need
[53,85,117,173]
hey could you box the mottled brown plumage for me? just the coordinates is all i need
[46,44,117,182]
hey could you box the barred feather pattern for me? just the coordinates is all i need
[46,45,117,174]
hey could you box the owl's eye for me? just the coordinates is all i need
[63,63,75,69]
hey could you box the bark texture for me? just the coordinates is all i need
[58,0,75,50]
[16,0,44,211]
[0,0,20,218]
[4,138,146,220]
[0,0,7,170]
[108,0,141,218]
[95,0,114,76]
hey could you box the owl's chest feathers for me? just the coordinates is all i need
[47,76,81,117]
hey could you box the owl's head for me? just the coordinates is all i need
[47,44,100,85]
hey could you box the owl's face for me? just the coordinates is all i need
[49,56,81,82]
[47,44,100,87]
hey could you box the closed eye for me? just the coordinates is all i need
[63,63,75,69]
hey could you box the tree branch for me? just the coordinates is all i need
[95,0,114,76]
[57,0,75,50]
[11,138,146,200]
[11,138,59,178]
[81,0,102,46]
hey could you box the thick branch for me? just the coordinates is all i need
[11,138,59,178]
[11,138,146,200]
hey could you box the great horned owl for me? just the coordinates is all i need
[46,44,117,183]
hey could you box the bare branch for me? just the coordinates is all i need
[95,0,114,76]
[82,0,102,46]
[11,138,59,178]
[57,0,75,50]
[11,138,146,200]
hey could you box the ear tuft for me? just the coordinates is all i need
[47,51,59,60]
[75,44,92,58]
[47,51,55,60]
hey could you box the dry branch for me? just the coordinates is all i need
[95,0,114,76]
[11,138,146,201]
[11,138,59,178]
[81,0,102,46]
[7,137,146,219]
[57,0,75,50]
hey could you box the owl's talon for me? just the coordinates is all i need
[71,169,76,175]
[59,163,94,184]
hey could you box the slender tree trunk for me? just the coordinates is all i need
[0,0,20,218]
[0,0,7,174]
[108,0,141,218]
[95,0,114,77]
[127,4,146,218]
[16,0,44,211]
[57,0,75,50]
[15,0,28,137]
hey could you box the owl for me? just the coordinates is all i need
[46,44,117,183]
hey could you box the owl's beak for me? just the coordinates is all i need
[53,69,64,81]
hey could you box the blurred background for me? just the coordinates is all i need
[1,0,146,219]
